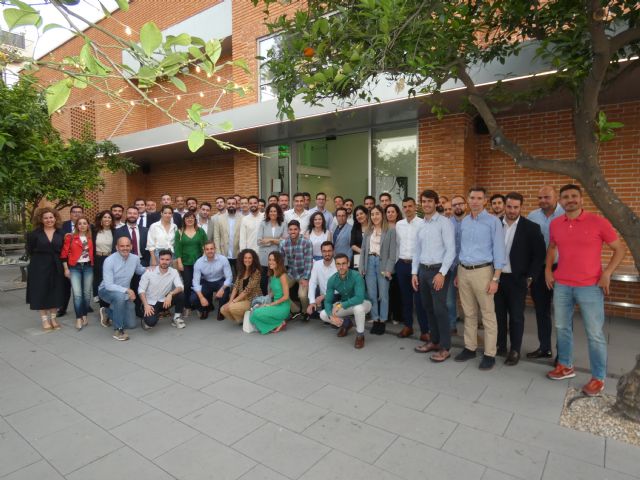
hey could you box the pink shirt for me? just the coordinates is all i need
[549,210,617,287]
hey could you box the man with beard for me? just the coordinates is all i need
[344,198,354,225]
[186,197,198,214]
[240,196,264,251]
[278,193,290,211]
[448,195,467,333]
[214,197,241,270]
[198,202,215,242]
[110,203,125,228]
[489,193,505,218]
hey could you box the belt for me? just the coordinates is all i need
[95,252,110,257]
[421,263,442,270]
[460,262,492,270]
[369,253,379,257]
[399,258,412,264]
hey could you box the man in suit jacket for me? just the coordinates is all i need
[494,192,546,366]
[332,207,353,261]
[147,193,182,228]
[197,202,215,243]
[213,197,241,269]
[114,207,150,266]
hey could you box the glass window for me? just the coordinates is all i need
[257,34,282,102]
[372,127,417,205]
[260,145,290,197]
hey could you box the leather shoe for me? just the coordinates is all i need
[337,319,353,337]
[505,350,520,366]
[397,326,414,338]
[419,333,431,342]
[526,348,552,359]
[370,321,386,335]
[354,335,365,349]
[199,310,209,320]
[496,348,508,357]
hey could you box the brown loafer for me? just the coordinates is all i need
[397,326,414,338]
[337,322,352,337]
[354,335,365,349]
[414,342,440,353]
[430,349,451,363]
[419,333,431,342]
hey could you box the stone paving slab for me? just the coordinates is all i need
[1,285,639,480]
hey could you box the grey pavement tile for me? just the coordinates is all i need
[308,344,373,367]
[300,450,403,480]
[403,352,471,380]
[127,348,195,375]
[375,436,485,480]
[201,375,273,409]
[238,464,289,480]
[141,383,215,419]
[0,418,42,478]
[303,412,396,464]
[443,424,548,480]
[216,356,280,382]
[228,342,284,362]
[477,385,564,423]
[359,377,438,411]
[47,375,153,430]
[305,384,385,421]
[107,368,174,398]
[164,361,228,390]
[543,452,637,480]
[247,392,329,433]
[0,374,55,416]
[233,423,330,479]
[139,334,204,355]
[264,350,331,375]
[190,331,248,351]
[307,363,378,392]
[606,438,640,478]
[66,446,175,480]
[155,433,255,480]
[109,410,199,459]
[6,399,85,442]
[31,418,122,475]
[505,414,605,466]
[182,346,241,369]
[256,369,326,400]
[181,400,265,445]
[8,350,87,388]
[412,371,487,400]
[0,460,64,480]
[425,393,513,436]
[481,468,520,480]
[59,350,138,381]
[366,403,457,449]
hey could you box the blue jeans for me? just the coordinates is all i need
[553,283,607,380]
[365,255,390,321]
[98,287,137,331]
[69,263,93,318]
[446,267,459,329]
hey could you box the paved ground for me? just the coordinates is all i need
[1,266,639,480]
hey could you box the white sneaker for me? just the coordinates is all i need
[99,307,111,328]
[171,317,186,329]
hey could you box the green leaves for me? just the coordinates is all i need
[170,76,187,93]
[140,21,162,55]
[115,0,129,12]
[45,79,72,115]
[3,0,42,30]
[597,111,624,143]
[188,129,205,152]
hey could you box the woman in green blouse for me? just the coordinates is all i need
[174,212,207,317]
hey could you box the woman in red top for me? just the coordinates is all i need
[60,215,95,330]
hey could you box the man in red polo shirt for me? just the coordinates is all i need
[544,184,625,396]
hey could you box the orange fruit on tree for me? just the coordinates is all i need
[303,47,315,57]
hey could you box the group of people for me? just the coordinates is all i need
[26,184,624,396]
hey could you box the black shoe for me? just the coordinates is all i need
[526,348,552,359]
[370,321,386,335]
[505,350,520,366]
[496,348,508,357]
[454,348,477,362]
[479,355,496,370]
[199,310,209,320]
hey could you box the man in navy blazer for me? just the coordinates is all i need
[494,192,546,366]
[114,206,150,266]
[332,208,353,261]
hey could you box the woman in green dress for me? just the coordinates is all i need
[174,212,207,318]
[250,251,290,334]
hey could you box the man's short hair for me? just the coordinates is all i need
[302,192,311,198]
[505,192,524,204]
[226,196,236,201]
[334,253,349,262]
[126,206,138,213]
[134,197,145,204]
[379,192,392,200]
[402,197,416,204]
[420,189,439,202]
[70,205,84,212]
[559,183,582,196]
[490,193,505,203]
[278,192,290,198]
[316,192,326,199]
[364,195,376,203]
[468,186,487,196]
[320,241,334,250]
[335,207,347,215]
[333,195,344,202]
[158,249,173,258]
[258,198,266,204]
[161,193,171,199]
[215,196,225,202]
[186,196,198,204]
[293,192,304,200]
[288,220,301,229]
[111,203,124,210]
[204,241,215,248]
[248,195,259,202]
[344,198,354,204]
[200,201,212,209]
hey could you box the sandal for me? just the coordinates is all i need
[76,318,83,331]
[82,317,88,327]
[42,319,53,332]
[273,321,287,333]
[50,318,61,330]
[430,349,451,363]
[414,342,440,353]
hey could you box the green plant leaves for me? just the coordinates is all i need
[140,21,162,56]
[170,76,187,92]
[188,129,205,152]
[45,79,72,115]
[115,0,129,12]
[3,7,42,30]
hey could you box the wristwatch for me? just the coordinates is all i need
[492,277,500,283]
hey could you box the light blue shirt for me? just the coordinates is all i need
[192,254,233,292]
[450,215,464,267]
[412,213,456,276]
[100,252,146,294]
[459,210,506,269]
[527,204,565,247]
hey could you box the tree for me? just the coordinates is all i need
[0,76,136,225]
[253,0,640,269]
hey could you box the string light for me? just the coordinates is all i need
[195,65,201,73]
[125,26,132,36]
[216,76,221,82]
[106,103,111,109]
[207,72,212,78]
[129,100,135,106]
[199,91,204,98]
[80,104,87,111]
[176,95,182,101]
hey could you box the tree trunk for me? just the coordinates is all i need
[615,354,640,423]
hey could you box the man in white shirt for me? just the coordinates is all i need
[285,192,311,233]
[239,196,264,251]
[307,241,337,317]
[139,250,185,329]
[395,197,430,341]
[135,198,150,228]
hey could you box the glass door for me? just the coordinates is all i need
[260,144,291,197]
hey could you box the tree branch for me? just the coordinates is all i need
[610,25,640,53]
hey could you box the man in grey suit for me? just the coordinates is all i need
[197,202,215,243]
[332,208,353,261]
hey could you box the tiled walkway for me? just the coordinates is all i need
[1,283,639,479]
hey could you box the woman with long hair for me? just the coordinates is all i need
[256,203,286,294]
[305,211,332,261]
[147,205,177,266]
[359,205,397,335]
[221,249,262,323]
[385,203,403,325]
[26,207,65,331]
[385,204,403,226]
[250,251,290,334]
[350,205,369,269]
[61,215,94,330]
[93,210,114,325]
[174,211,207,317]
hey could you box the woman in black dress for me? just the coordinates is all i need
[26,207,65,331]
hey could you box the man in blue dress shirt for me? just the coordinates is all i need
[454,187,506,370]
[191,242,233,320]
